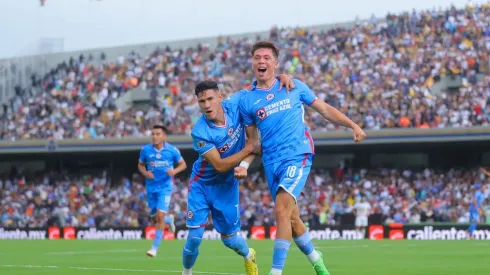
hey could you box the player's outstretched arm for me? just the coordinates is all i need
[310,100,367,143]
[202,141,259,173]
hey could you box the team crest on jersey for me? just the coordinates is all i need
[187,210,193,220]
[156,154,161,159]
[227,127,234,136]
[266,93,275,100]
[256,108,268,120]
[218,144,229,154]
[197,141,206,148]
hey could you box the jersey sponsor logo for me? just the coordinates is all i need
[266,93,275,100]
[218,144,229,154]
[149,161,170,167]
[197,141,206,148]
[256,98,292,120]
[217,124,243,154]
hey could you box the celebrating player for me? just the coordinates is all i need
[354,196,371,238]
[182,76,294,275]
[238,41,366,275]
[138,125,187,257]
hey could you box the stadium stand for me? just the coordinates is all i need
[1,168,489,228]
[2,3,490,140]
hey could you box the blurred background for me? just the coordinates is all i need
[1,0,490,236]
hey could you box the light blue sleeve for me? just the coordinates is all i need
[191,130,216,156]
[172,146,183,163]
[225,89,247,106]
[296,79,318,105]
[138,147,146,163]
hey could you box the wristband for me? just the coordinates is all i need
[239,161,250,169]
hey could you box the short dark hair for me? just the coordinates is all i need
[194,80,219,96]
[152,125,168,134]
[251,40,279,59]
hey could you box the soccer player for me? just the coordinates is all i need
[468,183,486,238]
[138,125,187,257]
[354,196,371,238]
[239,41,366,275]
[182,77,293,275]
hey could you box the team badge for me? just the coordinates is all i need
[219,144,229,154]
[256,108,267,120]
[187,210,194,219]
[228,127,234,136]
[156,154,161,159]
[197,141,205,148]
[266,93,275,100]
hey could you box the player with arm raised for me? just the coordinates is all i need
[138,125,187,257]
[182,77,294,275]
[239,41,366,275]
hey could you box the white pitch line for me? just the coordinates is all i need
[0,265,244,275]
[45,249,139,255]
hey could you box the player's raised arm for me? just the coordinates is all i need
[302,82,367,143]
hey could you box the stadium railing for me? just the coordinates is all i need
[1,127,490,154]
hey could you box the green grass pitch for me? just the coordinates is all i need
[1,240,489,275]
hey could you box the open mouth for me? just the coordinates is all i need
[258,67,267,73]
[206,110,213,114]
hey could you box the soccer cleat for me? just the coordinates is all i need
[146,248,157,258]
[312,251,330,275]
[244,248,258,275]
[168,214,176,233]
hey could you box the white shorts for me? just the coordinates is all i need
[355,216,368,227]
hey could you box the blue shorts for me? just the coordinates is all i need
[264,153,313,202]
[186,180,240,236]
[147,190,172,216]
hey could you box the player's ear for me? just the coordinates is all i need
[274,59,279,69]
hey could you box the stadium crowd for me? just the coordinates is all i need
[1,167,489,229]
[3,3,490,140]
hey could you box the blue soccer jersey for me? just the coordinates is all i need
[471,190,484,212]
[186,90,247,235]
[239,77,317,165]
[190,90,247,185]
[139,142,183,193]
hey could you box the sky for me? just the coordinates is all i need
[0,0,485,58]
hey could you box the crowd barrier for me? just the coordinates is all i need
[1,224,489,240]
